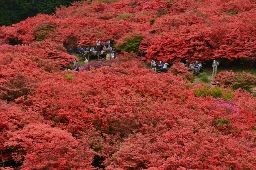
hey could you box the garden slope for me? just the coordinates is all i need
[0,0,256,169]
[0,0,255,62]
[1,55,256,169]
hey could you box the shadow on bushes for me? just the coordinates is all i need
[0,75,32,102]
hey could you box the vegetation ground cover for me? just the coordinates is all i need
[0,0,256,169]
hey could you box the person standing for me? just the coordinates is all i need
[158,61,164,72]
[105,40,110,47]
[106,53,111,60]
[96,39,101,47]
[151,60,157,72]
[96,39,101,52]
[111,52,115,59]
[212,60,219,76]
[162,63,169,73]
[73,59,80,71]
[84,57,89,63]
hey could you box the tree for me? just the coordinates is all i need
[0,0,76,26]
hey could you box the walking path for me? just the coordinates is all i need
[193,74,213,85]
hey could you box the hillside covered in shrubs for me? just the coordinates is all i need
[1,0,256,169]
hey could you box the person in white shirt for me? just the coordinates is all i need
[212,60,219,76]
[162,63,169,73]
[96,39,101,46]
[111,52,115,59]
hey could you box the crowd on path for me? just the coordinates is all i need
[187,60,203,75]
[67,40,221,86]
[67,39,116,71]
[150,60,169,73]
[150,58,221,86]
[180,59,219,77]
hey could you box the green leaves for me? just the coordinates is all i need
[116,36,143,53]
[194,84,234,100]
[0,0,75,26]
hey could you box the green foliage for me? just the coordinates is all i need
[63,23,70,28]
[117,13,131,19]
[116,36,143,53]
[0,0,75,26]
[198,72,209,83]
[226,9,238,15]
[212,118,231,132]
[65,74,73,81]
[212,118,240,135]
[213,118,230,126]
[231,73,256,92]
[194,85,234,100]
[53,117,69,123]
[149,18,155,24]
[156,8,169,17]
[34,22,57,41]
[215,71,256,93]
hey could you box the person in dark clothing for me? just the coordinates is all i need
[157,61,164,72]
[68,48,73,55]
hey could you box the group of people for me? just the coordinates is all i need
[75,40,114,56]
[151,60,169,73]
[182,59,219,76]
[69,41,220,79]
[70,39,118,71]
[188,61,203,75]
[67,39,116,68]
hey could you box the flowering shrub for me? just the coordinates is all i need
[0,56,256,168]
[5,123,95,169]
[0,74,32,101]
[0,0,254,62]
[214,98,239,115]
[215,71,256,92]
[212,118,233,134]
[170,62,194,82]
[0,0,256,169]
[79,60,112,71]
[33,22,57,41]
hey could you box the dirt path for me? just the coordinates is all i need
[193,74,214,85]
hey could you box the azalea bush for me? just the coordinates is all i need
[170,62,194,82]
[215,71,256,92]
[0,0,256,169]
[33,22,57,41]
